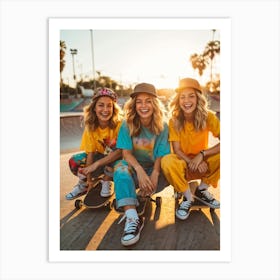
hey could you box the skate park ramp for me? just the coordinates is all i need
[60,113,84,153]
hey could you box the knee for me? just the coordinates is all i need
[69,156,78,175]
[161,154,172,170]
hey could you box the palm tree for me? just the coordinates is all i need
[60,40,67,86]
[189,53,207,76]
[202,30,220,83]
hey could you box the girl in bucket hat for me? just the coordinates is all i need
[161,78,220,220]
[113,83,170,246]
[65,87,123,200]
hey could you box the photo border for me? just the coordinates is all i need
[49,17,231,262]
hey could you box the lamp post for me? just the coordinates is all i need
[70,48,78,82]
[90,30,96,91]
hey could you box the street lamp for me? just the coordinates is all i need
[90,30,96,91]
[70,48,78,81]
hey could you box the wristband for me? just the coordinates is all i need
[200,150,205,158]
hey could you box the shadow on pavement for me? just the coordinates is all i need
[60,197,220,251]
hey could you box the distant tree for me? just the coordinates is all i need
[190,53,207,76]
[203,40,220,82]
[60,40,67,86]
[189,30,220,93]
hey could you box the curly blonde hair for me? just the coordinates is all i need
[123,95,167,137]
[83,97,122,131]
[169,90,208,132]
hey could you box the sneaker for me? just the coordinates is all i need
[65,182,87,200]
[176,199,192,220]
[100,180,114,197]
[121,217,144,246]
[194,188,220,208]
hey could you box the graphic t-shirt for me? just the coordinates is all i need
[80,120,122,154]
[169,111,220,156]
[117,120,170,167]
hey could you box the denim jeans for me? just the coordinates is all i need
[113,159,169,209]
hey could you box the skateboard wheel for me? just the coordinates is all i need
[75,199,83,209]
[155,196,162,207]
[106,201,113,210]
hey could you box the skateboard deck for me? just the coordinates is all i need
[83,183,113,208]
[74,180,113,210]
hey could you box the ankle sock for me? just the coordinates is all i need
[125,208,138,220]
[198,182,209,190]
[183,188,193,202]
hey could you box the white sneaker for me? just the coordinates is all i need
[100,180,114,197]
[176,199,192,220]
[121,217,144,246]
[65,182,87,200]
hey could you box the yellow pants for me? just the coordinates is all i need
[161,153,220,193]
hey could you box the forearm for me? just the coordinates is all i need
[174,147,191,164]
[123,150,142,171]
[152,157,161,174]
[94,149,122,168]
[203,143,220,158]
[86,152,94,181]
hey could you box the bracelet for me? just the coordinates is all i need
[200,150,205,158]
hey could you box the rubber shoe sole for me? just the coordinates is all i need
[193,195,220,209]
[175,210,190,220]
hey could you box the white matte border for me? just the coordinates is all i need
[49,18,231,262]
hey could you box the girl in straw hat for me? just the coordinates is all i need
[161,78,220,220]
[113,82,170,246]
[65,87,123,200]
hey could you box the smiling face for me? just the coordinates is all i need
[135,93,154,124]
[179,88,198,117]
[94,96,114,127]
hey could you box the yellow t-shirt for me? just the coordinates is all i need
[80,121,122,154]
[169,111,220,156]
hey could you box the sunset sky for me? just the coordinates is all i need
[60,29,220,89]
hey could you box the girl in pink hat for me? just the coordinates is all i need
[161,78,220,220]
[65,87,123,200]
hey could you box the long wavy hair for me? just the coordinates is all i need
[169,90,209,132]
[123,95,167,137]
[83,97,122,131]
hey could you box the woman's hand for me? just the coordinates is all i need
[197,161,208,174]
[149,169,159,195]
[188,153,203,172]
[135,167,154,196]
[80,161,99,175]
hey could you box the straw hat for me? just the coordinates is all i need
[175,78,202,93]
[130,83,157,98]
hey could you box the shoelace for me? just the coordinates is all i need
[118,214,126,224]
[124,218,138,234]
[180,200,192,210]
[201,190,214,200]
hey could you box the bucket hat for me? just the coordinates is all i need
[92,87,117,102]
[175,78,202,93]
[130,83,157,98]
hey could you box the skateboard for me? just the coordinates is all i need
[174,181,216,212]
[113,195,162,216]
[74,179,114,210]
